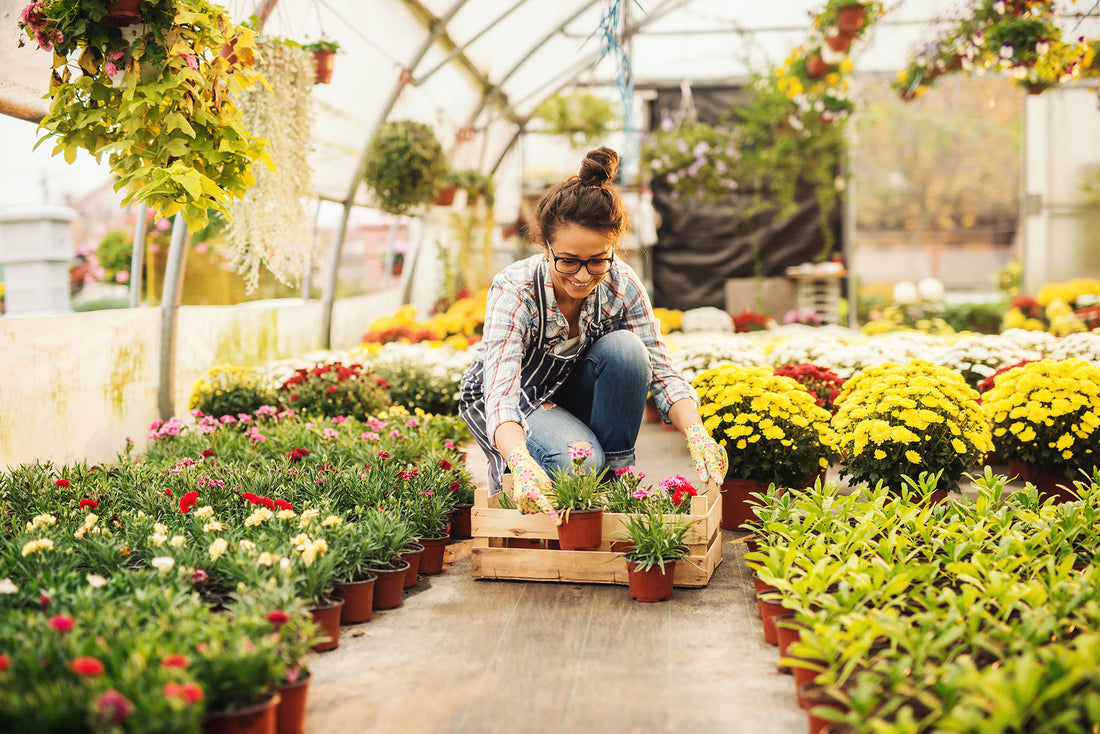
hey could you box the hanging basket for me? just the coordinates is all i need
[104,0,142,26]
[836,5,866,33]
[806,55,829,80]
[313,49,335,84]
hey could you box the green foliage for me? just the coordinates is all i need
[443,169,496,207]
[363,120,447,215]
[640,118,742,202]
[941,299,1009,334]
[301,39,339,52]
[371,360,460,415]
[532,91,618,149]
[188,365,278,418]
[617,507,698,573]
[96,229,133,275]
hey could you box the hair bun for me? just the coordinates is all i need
[578,146,619,188]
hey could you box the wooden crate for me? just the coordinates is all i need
[470,478,723,587]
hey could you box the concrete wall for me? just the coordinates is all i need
[0,291,400,468]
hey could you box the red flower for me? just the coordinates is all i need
[438,459,452,470]
[191,568,209,585]
[0,654,10,671]
[180,682,204,704]
[179,491,200,513]
[55,479,70,488]
[49,615,75,633]
[273,498,293,511]
[71,656,105,677]
[259,496,276,510]
[376,451,391,459]
[286,448,310,462]
[201,449,215,458]
[671,484,698,506]
[39,593,51,610]
[164,488,172,496]
[95,690,133,724]
[325,385,338,396]
[242,491,260,504]
[79,498,98,510]
[163,682,180,698]
[161,653,189,668]
[267,609,290,627]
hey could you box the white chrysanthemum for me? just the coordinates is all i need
[681,307,734,333]
[667,332,766,382]
[1048,331,1100,362]
[931,334,1044,387]
[1000,328,1057,353]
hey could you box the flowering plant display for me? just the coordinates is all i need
[640,116,742,202]
[547,442,608,521]
[615,506,699,574]
[604,469,697,515]
[832,360,993,492]
[276,361,391,419]
[981,358,1100,477]
[1048,332,1100,363]
[694,365,835,486]
[680,306,734,333]
[731,309,773,333]
[931,334,1045,390]
[188,364,278,418]
[367,342,471,415]
[362,294,487,346]
[773,363,845,412]
[667,332,766,383]
[652,307,684,335]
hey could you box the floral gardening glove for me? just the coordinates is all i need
[685,423,728,484]
[506,446,561,524]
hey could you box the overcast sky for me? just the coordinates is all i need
[0,115,112,209]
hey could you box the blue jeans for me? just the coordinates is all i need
[526,330,650,478]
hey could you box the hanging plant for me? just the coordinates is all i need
[531,91,619,149]
[226,39,316,290]
[301,39,339,84]
[363,121,447,215]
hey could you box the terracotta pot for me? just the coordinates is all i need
[434,185,458,206]
[308,598,344,653]
[418,536,449,575]
[720,478,766,531]
[836,5,866,33]
[790,655,827,695]
[556,508,603,550]
[313,49,334,84]
[274,675,310,734]
[219,39,239,65]
[399,542,424,589]
[743,534,762,554]
[756,592,786,646]
[799,683,849,734]
[105,0,142,25]
[504,537,544,549]
[332,574,377,625]
[1026,465,1078,503]
[204,693,280,734]
[825,31,854,53]
[1025,82,1049,96]
[450,503,473,539]
[806,55,828,79]
[369,560,410,610]
[775,614,803,661]
[626,560,676,602]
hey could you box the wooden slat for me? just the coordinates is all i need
[472,506,715,545]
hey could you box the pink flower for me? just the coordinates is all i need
[331,416,348,424]
[236,413,252,424]
[632,488,653,500]
[390,429,403,439]
[95,690,133,724]
[322,428,338,438]
[444,440,455,449]
[180,54,198,70]
[256,405,277,416]
[366,418,387,431]
[405,418,420,428]
[219,415,237,424]
[567,441,594,461]
[360,432,380,441]
[49,615,75,633]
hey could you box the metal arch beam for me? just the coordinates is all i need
[318,0,467,348]
[416,0,531,85]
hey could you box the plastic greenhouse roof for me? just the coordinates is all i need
[2,0,1097,206]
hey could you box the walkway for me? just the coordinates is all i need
[304,420,809,734]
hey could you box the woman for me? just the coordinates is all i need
[458,147,726,520]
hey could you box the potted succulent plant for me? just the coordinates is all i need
[363,120,448,215]
[547,441,608,550]
[302,39,340,84]
[615,506,699,602]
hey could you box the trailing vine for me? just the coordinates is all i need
[226,39,316,290]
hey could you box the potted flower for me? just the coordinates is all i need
[17,0,267,231]
[981,358,1100,502]
[693,365,836,530]
[614,506,699,602]
[817,1,885,36]
[397,464,458,575]
[547,441,608,550]
[640,117,742,203]
[363,120,448,215]
[276,361,392,420]
[358,507,415,610]
[832,360,993,496]
[302,39,340,84]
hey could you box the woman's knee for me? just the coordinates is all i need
[589,330,650,382]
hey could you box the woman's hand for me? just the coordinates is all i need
[506,446,561,524]
[685,423,728,484]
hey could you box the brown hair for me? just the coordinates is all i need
[532,146,628,251]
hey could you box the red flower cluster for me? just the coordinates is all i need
[398,469,419,481]
[286,448,310,462]
[95,690,133,724]
[201,449,215,458]
[0,654,10,671]
[79,498,98,510]
[49,615,75,633]
[161,653,189,668]
[55,479,70,488]
[1010,294,1043,318]
[179,491,200,513]
[241,492,292,511]
[731,310,771,333]
[71,656,105,677]
[774,363,845,412]
[267,609,290,627]
[438,459,452,470]
[670,481,698,506]
[163,681,204,704]
[977,359,1039,393]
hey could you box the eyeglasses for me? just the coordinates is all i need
[547,244,615,276]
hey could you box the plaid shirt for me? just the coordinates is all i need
[459,254,695,488]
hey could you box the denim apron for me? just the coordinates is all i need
[459,263,617,492]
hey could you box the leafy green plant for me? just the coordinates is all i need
[616,507,698,573]
[546,442,608,522]
[188,365,278,418]
[532,91,618,149]
[301,39,340,53]
[363,120,447,214]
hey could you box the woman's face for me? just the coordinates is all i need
[545,224,616,304]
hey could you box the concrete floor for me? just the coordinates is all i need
[304,420,810,734]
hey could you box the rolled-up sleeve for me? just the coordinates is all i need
[618,267,696,419]
[481,278,534,442]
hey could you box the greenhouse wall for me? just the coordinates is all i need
[0,291,399,468]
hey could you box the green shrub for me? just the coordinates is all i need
[371,360,460,415]
[188,365,278,418]
[277,361,391,419]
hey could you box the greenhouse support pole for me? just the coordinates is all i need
[321,3,463,349]
[128,204,147,308]
[158,214,188,420]
[302,199,322,301]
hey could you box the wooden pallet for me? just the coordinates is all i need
[470,478,723,587]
